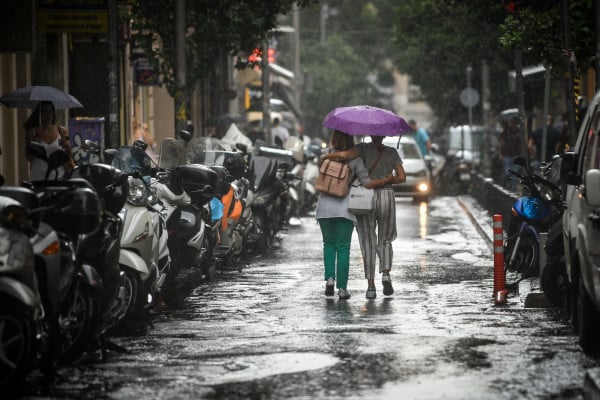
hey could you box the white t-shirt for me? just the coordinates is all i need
[29,137,66,180]
[271,125,290,147]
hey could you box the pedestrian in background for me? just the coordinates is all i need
[409,119,431,156]
[528,114,560,173]
[322,135,406,299]
[24,100,75,180]
[498,116,521,190]
[271,117,290,148]
[316,130,392,300]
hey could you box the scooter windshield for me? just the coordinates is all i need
[158,138,187,169]
[111,146,152,176]
[185,137,227,166]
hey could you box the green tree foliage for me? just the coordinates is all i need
[294,1,400,135]
[301,35,371,135]
[391,0,516,127]
[128,0,315,96]
[499,0,594,75]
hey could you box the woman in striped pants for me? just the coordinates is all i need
[322,135,405,298]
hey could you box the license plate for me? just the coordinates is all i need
[460,173,470,181]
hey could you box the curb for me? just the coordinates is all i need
[457,195,493,253]
[584,368,600,400]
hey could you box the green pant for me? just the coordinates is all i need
[318,217,354,290]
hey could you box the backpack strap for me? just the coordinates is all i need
[368,151,384,176]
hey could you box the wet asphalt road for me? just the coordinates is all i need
[13,195,600,400]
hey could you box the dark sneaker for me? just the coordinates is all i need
[382,274,394,296]
[325,277,335,296]
[338,288,351,299]
[366,287,376,299]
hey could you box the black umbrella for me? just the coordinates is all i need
[0,85,83,110]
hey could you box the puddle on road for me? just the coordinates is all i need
[185,352,339,385]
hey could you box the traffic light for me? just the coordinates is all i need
[267,48,275,64]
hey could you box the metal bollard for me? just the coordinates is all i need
[493,214,507,304]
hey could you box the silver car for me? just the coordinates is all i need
[382,136,431,202]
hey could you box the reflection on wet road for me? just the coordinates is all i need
[15,196,598,400]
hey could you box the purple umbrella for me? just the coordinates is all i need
[322,105,412,136]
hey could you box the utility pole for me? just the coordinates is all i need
[293,4,302,112]
[174,0,187,138]
[262,38,271,145]
[107,0,119,149]
[514,48,528,160]
[320,4,328,43]
[482,60,492,177]
[560,0,577,145]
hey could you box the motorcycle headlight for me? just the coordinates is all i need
[127,176,148,206]
[0,227,11,255]
[0,227,34,271]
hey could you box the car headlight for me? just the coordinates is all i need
[417,182,429,193]
[128,176,148,206]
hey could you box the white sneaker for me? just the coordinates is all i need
[325,277,335,296]
[338,288,350,299]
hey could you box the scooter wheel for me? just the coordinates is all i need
[0,297,35,388]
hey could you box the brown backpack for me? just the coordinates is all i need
[314,159,352,197]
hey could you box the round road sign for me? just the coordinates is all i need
[460,88,480,107]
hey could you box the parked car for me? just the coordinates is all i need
[561,90,600,354]
[382,136,431,202]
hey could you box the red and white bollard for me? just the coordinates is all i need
[493,214,508,304]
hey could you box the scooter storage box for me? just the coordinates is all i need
[0,186,41,228]
[43,187,102,235]
[209,166,232,197]
[200,150,246,180]
[71,163,128,214]
[223,152,246,180]
[180,164,217,204]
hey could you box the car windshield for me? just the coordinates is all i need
[400,142,421,159]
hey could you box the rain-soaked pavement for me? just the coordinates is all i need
[13,195,600,400]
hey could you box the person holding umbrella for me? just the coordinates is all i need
[316,129,393,299]
[320,105,409,299]
[23,100,75,180]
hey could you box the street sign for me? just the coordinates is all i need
[460,88,480,108]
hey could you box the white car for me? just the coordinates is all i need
[561,90,600,354]
[381,136,431,202]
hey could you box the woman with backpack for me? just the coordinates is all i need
[316,130,392,299]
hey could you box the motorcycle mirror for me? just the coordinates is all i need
[236,143,248,154]
[83,139,100,154]
[133,139,148,152]
[104,148,119,164]
[179,129,192,142]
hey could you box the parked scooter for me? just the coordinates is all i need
[0,196,45,388]
[107,141,167,331]
[4,143,129,365]
[536,156,568,307]
[153,137,217,307]
[248,145,294,252]
[504,156,563,289]
[186,137,257,267]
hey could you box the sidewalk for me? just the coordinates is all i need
[456,194,551,308]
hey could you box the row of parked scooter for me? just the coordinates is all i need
[0,130,320,389]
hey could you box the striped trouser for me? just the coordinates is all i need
[356,188,397,280]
